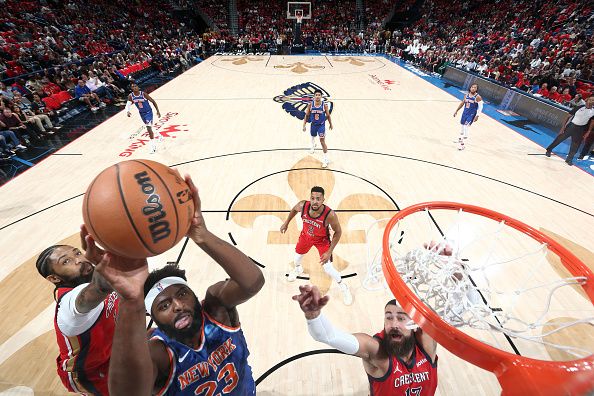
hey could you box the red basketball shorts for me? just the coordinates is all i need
[295,233,331,257]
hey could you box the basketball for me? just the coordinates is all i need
[82,159,195,259]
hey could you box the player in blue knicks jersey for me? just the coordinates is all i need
[126,83,162,154]
[453,83,483,150]
[303,89,333,167]
[96,175,264,396]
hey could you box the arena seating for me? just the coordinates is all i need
[391,0,593,102]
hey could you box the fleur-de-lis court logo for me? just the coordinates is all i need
[230,156,397,293]
[221,56,264,65]
[334,57,376,66]
[273,82,334,121]
[274,61,325,74]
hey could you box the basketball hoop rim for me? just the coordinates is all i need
[382,201,594,395]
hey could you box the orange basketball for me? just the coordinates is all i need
[82,159,195,259]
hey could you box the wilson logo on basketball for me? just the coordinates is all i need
[273,82,334,121]
[135,171,172,244]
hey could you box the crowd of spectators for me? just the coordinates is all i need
[233,0,594,107]
[199,0,230,35]
[2,0,593,158]
[234,0,368,53]
[0,0,212,159]
[384,0,593,107]
[235,0,290,52]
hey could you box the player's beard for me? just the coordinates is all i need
[61,261,94,288]
[155,296,203,343]
[381,330,416,359]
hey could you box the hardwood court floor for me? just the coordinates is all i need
[0,55,592,395]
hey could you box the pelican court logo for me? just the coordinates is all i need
[273,82,334,121]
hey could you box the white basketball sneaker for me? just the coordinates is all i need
[339,282,353,305]
[309,144,316,154]
[457,138,465,151]
[322,158,329,168]
[287,266,304,282]
[149,141,157,154]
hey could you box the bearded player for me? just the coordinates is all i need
[36,226,116,395]
[293,285,437,395]
[280,185,352,305]
[96,175,265,395]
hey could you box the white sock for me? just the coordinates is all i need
[323,152,328,162]
[294,253,304,271]
[150,139,156,149]
[310,136,315,147]
[460,125,465,136]
[322,262,342,284]
[463,125,469,137]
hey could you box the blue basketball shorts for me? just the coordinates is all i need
[140,111,154,127]
[460,112,477,126]
[310,123,326,138]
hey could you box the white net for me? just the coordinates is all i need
[363,217,392,291]
[367,206,594,361]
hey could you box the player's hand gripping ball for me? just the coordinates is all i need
[83,160,195,260]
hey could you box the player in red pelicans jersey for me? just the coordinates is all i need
[294,285,437,395]
[95,175,265,396]
[293,244,450,395]
[280,186,352,305]
[368,306,437,396]
[36,226,117,395]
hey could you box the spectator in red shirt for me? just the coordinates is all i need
[548,86,561,102]
[41,77,61,96]
[536,83,549,97]
[559,88,572,105]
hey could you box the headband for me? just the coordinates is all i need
[144,276,188,314]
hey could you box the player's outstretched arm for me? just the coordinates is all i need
[325,103,333,129]
[293,285,383,361]
[185,175,264,311]
[144,92,161,117]
[280,200,305,233]
[94,254,166,396]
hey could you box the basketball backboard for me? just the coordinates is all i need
[287,1,312,20]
